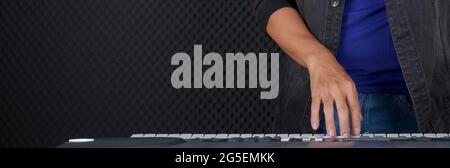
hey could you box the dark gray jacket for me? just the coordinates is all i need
[255,0,450,133]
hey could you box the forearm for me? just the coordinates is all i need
[266,7,335,69]
[260,4,361,136]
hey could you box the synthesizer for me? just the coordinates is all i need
[59,133,450,148]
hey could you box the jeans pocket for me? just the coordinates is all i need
[392,94,415,118]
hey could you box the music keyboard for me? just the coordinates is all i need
[59,133,450,148]
[130,133,450,142]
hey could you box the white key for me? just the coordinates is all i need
[302,138,311,142]
[313,134,325,138]
[252,134,265,138]
[313,134,325,142]
[387,133,399,138]
[362,133,374,137]
[374,133,386,137]
[228,134,240,138]
[191,134,204,138]
[143,133,157,137]
[180,134,193,139]
[281,138,290,142]
[301,134,313,141]
[276,134,289,139]
[167,134,181,138]
[156,134,169,137]
[216,134,228,139]
[264,134,277,137]
[203,134,216,139]
[399,133,412,137]
[336,136,346,139]
[436,133,449,138]
[424,133,436,138]
[276,134,289,142]
[411,133,424,137]
[313,138,323,142]
[288,134,301,138]
[323,135,332,139]
[301,134,313,138]
[240,134,252,138]
[131,134,145,138]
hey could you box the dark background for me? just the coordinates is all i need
[0,0,306,147]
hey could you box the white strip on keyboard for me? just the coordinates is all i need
[130,133,450,141]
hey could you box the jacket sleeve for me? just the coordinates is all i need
[254,0,298,33]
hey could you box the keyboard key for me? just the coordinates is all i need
[240,134,252,138]
[399,133,412,138]
[180,134,193,139]
[215,134,228,139]
[411,133,424,137]
[301,134,313,138]
[156,134,169,137]
[362,133,374,138]
[374,133,386,138]
[424,133,437,138]
[252,134,264,138]
[191,134,204,139]
[167,134,181,137]
[436,133,449,138]
[264,134,277,138]
[288,134,301,139]
[387,134,399,138]
[143,133,157,137]
[228,134,240,138]
[203,134,216,139]
[131,134,145,138]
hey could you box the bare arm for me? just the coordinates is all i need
[267,7,362,137]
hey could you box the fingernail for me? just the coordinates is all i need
[312,122,319,130]
[342,133,349,138]
[328,129,336,137]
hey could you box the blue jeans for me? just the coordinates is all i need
[318,93,418,134]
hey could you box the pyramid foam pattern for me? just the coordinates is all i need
[0,0,306,147]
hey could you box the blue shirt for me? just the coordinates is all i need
[337,0,408,94]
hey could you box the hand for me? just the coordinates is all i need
[306,50,362,137]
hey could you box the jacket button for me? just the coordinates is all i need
[331,0,339,7]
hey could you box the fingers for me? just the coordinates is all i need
[310,95,321,130]
[346,85,362,136]
[333,94,350,137]
[323,97,336,137]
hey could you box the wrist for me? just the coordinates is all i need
[303,50,336,70]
